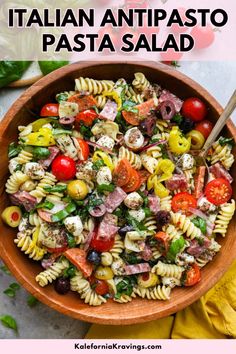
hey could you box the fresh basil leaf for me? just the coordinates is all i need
[159,143,169,159]
[166,236,185,262]
[143,207,152,217]
[115,111,129,131]
[44,185,67,193]
[172,113,183,125]
[126,214,147,231]
[97,184,115,193]
[115,276,137,299]
[192,217,207,235]
[9,283,20,291]
[3,289,15,298]
[56,92,70,103]
[80,123,92,139]
[32,147,50,160]
[36,201,54,210]
[0,315,17,331]
[63,265,76,278]
[38,61,69,75]
[67,233,76,248]
[27,295,38,307]
[219,137,234,147]
[8,142,22,159]
[92,159,105,171]
[0,265,11,275]
[0,61,31,88]
[122,252,140,265]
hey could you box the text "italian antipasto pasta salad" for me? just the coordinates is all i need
[2,72,235,306]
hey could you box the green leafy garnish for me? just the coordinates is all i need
[172,113,183,125]
[137,191,149,207]
[122,253,140,265]
[192,217,207,235]
[92,159,105,171]
[218,137,234,147]
[67,233,77,248]
[27,295,38,307]
[63,265,76,278]
[56,92,70,103]
[0,265,11,275]
[115,111,129,131]
[0,315,18,331]
[51,202,76,222]
[171,61,181,68]
[77,195,104,220]
[159,143,169,159]
[38,61,69,75]
[143,207,152,217]
[3,283,20,298]
[52,128,73,136]
[166,236,185,262]
[8,142,22,159]
[126,214,147,231]
[0,61,31,88]
[122,100,138,113]
[115,276,137,299]
[32,147,50,160]
[80,123,93,139]
[36,201,54,210]
[44,185,67,193]
[97,184,115,193]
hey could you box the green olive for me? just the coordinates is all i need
[187,130,205,150]
[94,266,114,280]
[1,206,22,228]
[67,180,88,200]
[137,272,160,288]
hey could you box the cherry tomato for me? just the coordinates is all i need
[205,178,232,206]
[195,120,213,139]
[160,47,183,63]
[47,245,68,254]
[190,24,215,49]
[113,159,133,187]
[154,231,169,255]
[181,97,207,122]
[170,8,188,34]
[123,168,141,193]
[88,276,109,296]
[172,192,197,215]
[75,109,98,127]
[75,138,90,161]
[40,103,59,117]
[184,264,201,286]
[52,155,76,181]
[90,230,115,252]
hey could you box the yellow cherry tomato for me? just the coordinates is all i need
[187,130,205,150]
[24,128,55,146]
[1,206,22,228]
[168,126,191,154]
[137,273,160,288]
[67,180,88,200]
[92,151,114,171]
[102,91,122,111]
[94,266,114,280]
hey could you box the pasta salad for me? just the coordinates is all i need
[2,72,235,306]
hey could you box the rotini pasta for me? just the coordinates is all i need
[36,258,69,287]
[132,72,151,92]
[211,139,234,170]
[144,216,157,236]
[152,261,184,279]
[30,172,56,200]
[75,77,114,95]
[160,195,172,211]
[5,171,29,194]
[134,285,171,300]
[170,212,202,239]
[13,150,33,165]
[214,200,235,237]
[118,146,142,169]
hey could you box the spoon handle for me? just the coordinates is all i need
[200,90,236,159]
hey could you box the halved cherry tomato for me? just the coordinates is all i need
[172,192,197,215]
[40,103,59,117]
[184,264,201,286]
[52,155,76,181]
[113,159,133,187]
[75,109,98,127]
[47,245,68,254]
[68,94,97,111]
[75,138,90,161]
[64,248,93,278]
[181,97,207,122]
[195,120,213,139]
[194,166,206,199]
[88,275,109,296]
[123,168,141,193]
[205,178,232,206]
[122,98,157,126]
[154,231,169,255]
[90,231,115,252]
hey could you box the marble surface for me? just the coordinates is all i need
[0,61,235,339]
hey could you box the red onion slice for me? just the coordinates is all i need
[139,140,167,152]
[86,141,115,155]
[89,204,107,217]
[160,100,176,120]
[189,207,214,228]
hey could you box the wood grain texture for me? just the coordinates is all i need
[0,61,236,325]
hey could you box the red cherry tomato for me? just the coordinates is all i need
[205,178,232,206]
[75,138,90,161]
[113,159,133,187]
[184,264,201,286]
[172,192,197,215]
[160,48,183,63]
[190,24,215,49]
[75,109,98,127]
[40,103,59,117]
[181,97,207,122]
[94,280,109,295]
[122,168,141,193]
[90,230,115,252]
[51,155,76,181]
[47,245,68,254]
[170,8,188,34]
[195,120,213,139]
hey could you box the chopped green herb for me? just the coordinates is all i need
[27,295,38,307]
[219,137,234,147]
[172,113,183,125]
[171,61,181,68]
[192,217,207,235]
[14,164,22,172]
[44,185,67,193]
[159,144,169,159]
[92,159,105,171]
[149,137,160,144]
[63,265,76,278]
[122,100,138,113]
[122,252,140,265]
[143,207,152,217]
[36,201,54,210]
[80,123,92,139]
[166,236,185,262]
[97,183,115,193]
[0,315,17,331]
[126,214,147,231]
[91,105,100,115]
[8,142,22,159]
[67,233,77,248]
[137,191,149,207]
[115,276,137,299]
[115,111,129,131]
[56,92,70,103]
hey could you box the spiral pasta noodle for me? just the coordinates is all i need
[125,86,144,104]
[14,150,33,165]
[211,140,234,170]
[145,146,162,159]
[134,285,171,300]
[5,171,29,194]
[214,200,235,237]
[114,293,136,303]
[144,216,157,236]
[28,213,42,227]
[20,180,37,192]
[162,224,182,241]
[156,119,169,132]
[160,196,172,211]
[30,172,56,200]
[110,234,124,259]
[14,229,46,261]
[132,72,151,92]
[140,153,158,174]
[152,261,184,279]
[95,95,108,109]
[18,124,33,138]
[170,212,202,239]
[56,90,76,101]
[75,77,114,95]
[36,259,69,287]
[118,146,142,170]
[101,252,113,266]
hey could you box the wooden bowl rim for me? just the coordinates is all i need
[0,61,236,325]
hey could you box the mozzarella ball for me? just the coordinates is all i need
[8,159,20,174]
[96,166,112,185]
[24,162,45,180]
[64,216,83,237]
[161,277,181,288]
[128,209,146,222]
[178,153,195,170]
[96,135,115,150]
[124,192,143,209]
[124,128,144,150]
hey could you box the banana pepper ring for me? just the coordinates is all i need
[92,150,114,171]
[168,126,191,155]
[102,91,122,111]
[24,127,56,146]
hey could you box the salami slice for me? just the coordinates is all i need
[124,263,151,275]
[105,187,127,213]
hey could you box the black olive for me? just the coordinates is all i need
[118,225,134,237]
[156,211,171,227]
[179,118,195,134]
[87,250,101,266]
[54,277,70,295]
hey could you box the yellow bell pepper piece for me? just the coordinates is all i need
[92,150,114,171]
[168,126,191,155]
[24,128,55,146]
[154,159,175,182]
[32,118,56,132]
[102,91,122,111]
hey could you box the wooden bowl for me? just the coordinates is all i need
[0,62,235,325]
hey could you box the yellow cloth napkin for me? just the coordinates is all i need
[86,259,236,339]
